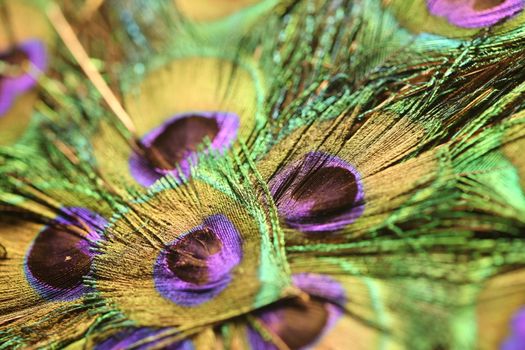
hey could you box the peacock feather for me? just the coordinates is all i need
[0,0,525,349]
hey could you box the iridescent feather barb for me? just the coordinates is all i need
[0,0,525,349]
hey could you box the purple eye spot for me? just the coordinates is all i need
[502,307,525,350]
[0,39,47,116]
[145,116,220,170]
[426,0,524,28]
[26,227,92,290]
[166,227,223,285]
[154,214,242,306]
[129,112,239,186]
[24,207,107,301]
[258,299,330,349]
[269,151,364,233]
[248,274,345,350]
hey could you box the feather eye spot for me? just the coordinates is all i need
[24,208,106,301]
[426,0,524,28]
[269,152,365,233]
[249,274,345,350]
[129,112,239,186]
[166,227,223,285]
[253,299,330,349]
[473,0,505,11]
[143,116,220,171]
[154,214,243,306]
[0,39,47,116]
[26,227,91,290]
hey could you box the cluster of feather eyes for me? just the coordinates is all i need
[1,0,525,349]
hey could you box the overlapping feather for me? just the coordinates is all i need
[0,0,524,349]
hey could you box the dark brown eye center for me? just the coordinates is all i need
[26,227,91,289]
[166,228,223,285]
[472,0,505,11]
[288,166,358,220]
[268,298,329,349]
[0,48,30,80]
[144,115,220,170]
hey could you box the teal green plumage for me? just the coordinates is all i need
[0,0,525,349]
